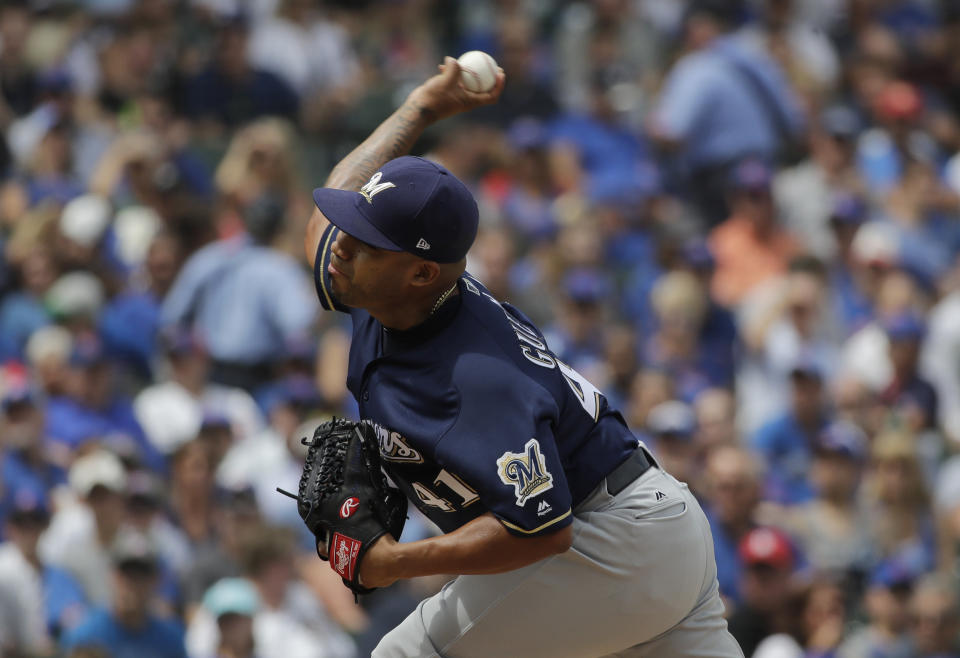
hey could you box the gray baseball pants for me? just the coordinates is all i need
[372,463,745,657]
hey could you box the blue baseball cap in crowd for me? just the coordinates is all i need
[312,156,479,264]
[507,116,548,151]
[870,556,924,591]
[788,353,825,380]
[160,327,205,356]
[6,487,51,524]
[830,192,868,226]
[646,400,697,440]
[820,105,861,140]
[562,268,609,305]
[681,240,715,270]
[69,334,107,368]
[815,420,868,462]
[728,158,773,191]
[883,312,926,342]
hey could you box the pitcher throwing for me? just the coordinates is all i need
[300,57,744,658]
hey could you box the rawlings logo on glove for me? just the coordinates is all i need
[277,418,407,597]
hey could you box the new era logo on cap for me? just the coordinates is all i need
[312,156,479,263]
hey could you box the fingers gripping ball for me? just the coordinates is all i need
[280,418,407,596]
[457,51,499,93]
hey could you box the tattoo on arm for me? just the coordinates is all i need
[325,103,436,191]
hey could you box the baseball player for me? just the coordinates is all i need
[303,58,744,657]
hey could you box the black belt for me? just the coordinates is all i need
[606,445,656,496]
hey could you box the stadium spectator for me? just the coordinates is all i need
[751,575,848,658]
[738,256,839,430]
[44,333,163,472]
[920,263,960,443]
[864,432,936,571]
[702,445,764,606]
[543,268,609,378]
[183,14,298,133]
[878,312,938,433]
[710,158,799,309]
[644,400,698,489]
[751,358,832,505]
[0,245,57,361]
[160,193,317,391]
[642,269,719,402]
[649,1,804,226]
[0,487,88,653]
[179,484,262,615]
[41,449,130,608]
[774,420,874,577]
[837,557,919,658]
[134,328,262,456]
[0,364,65,497]
[727,526,799,656]
[908,574,960,658]
[197,577,260,658]
[775,105,866,260]
[61,529,187,657]
[238,526,355,658]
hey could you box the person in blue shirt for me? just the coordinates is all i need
[0,367,66,500]
[880,313,939,432]
[0,247,57,362]
[161,193,317,391]
[751,360,832,505]
[44,334,164,472]
[649,1,804,226]
[61,530,187,658]
[100,230,182,381]
[702,445,764,607]
[301,57,742,657]
[827,192,875,336]
[542,268,610,376]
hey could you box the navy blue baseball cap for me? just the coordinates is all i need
[830,192,868,225]
[728,158,773,191]
[815,420,868,462]
[883,312,926,342]
[312,156,479,264]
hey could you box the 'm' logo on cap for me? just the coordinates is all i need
[359,172,396,204]
[416,238,430,250]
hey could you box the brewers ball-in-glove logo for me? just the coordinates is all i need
[497,438,554,506]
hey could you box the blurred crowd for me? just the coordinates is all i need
[1,0,960,656]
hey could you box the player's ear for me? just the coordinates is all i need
[410,260,440,287]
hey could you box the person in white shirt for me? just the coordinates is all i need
[246,0,360,129]
[134,330,264,455]
[0,488,88,653]
[40,449,129,607]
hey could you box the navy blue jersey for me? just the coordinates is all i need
[314,225,637,536]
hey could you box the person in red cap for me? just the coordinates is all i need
[727,526,798,656]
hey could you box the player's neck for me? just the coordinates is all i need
[373,281,460,331]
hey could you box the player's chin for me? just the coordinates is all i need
[332,282,360,307]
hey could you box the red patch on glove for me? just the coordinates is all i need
[331,532,362,581]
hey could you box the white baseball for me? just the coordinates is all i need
[457,51,498,93]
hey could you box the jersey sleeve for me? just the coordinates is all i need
[435,363,572,537]
[313,223,350,313]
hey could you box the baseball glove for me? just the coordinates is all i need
[278,418,407,596]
